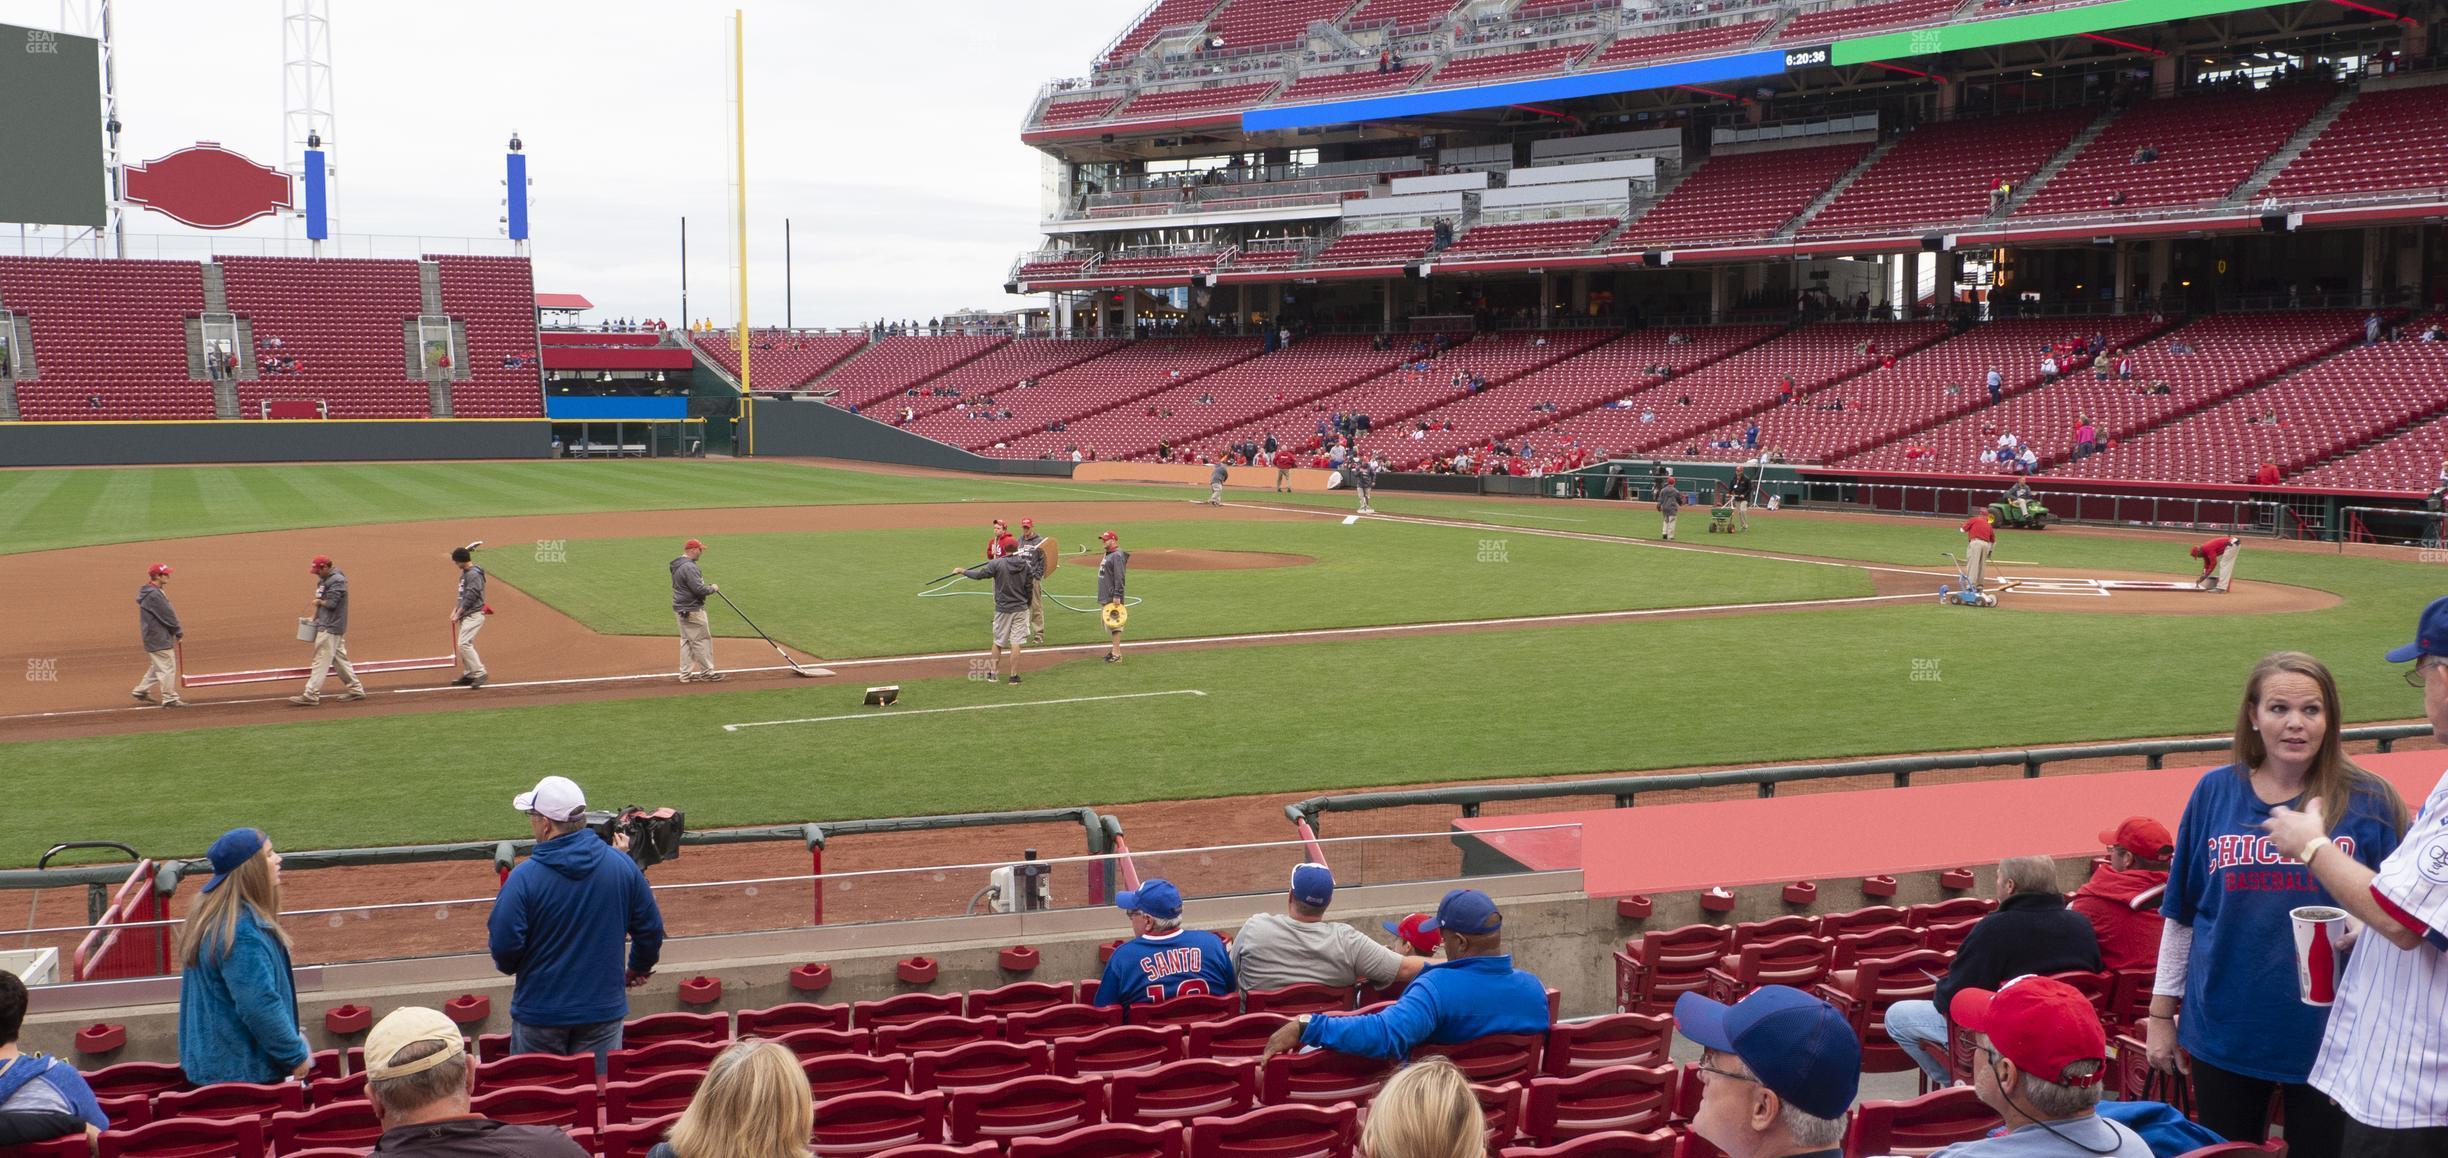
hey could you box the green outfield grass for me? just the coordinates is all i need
[0,460,1178,555]
[1,509,2429,866]
[478,518,1871,657]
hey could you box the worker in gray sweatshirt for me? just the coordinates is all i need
[133,564,186,708]
[958,552,1037,685]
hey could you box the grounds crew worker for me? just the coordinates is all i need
[1656,472,1682,541]
[671,539,721,683]
[1207,458,1229,505]
[1098,530,1128,664]
[1959,510,1996,599]
[291,555,366,705]
[2191,535,2242,592]
[449,547,488,688]
[132,563,186,708]
[958,548,1036,685]
[1017,517,1048,643]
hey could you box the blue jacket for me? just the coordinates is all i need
[1298,953,1549,1060]
[177,907,311,1085]
[2095,1101,2224,1157]
[0,1051,111,1136]
[1093,929,1234,1018]
[489,829,664,1027]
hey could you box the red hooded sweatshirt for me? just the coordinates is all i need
[2068,865,2168,973]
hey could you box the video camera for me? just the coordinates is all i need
[589,806,685,870]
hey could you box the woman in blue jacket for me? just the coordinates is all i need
[176,828,311,1085]
[2146,652,2409,1151]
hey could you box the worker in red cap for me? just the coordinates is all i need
[671,539,721,682]
[1097,531,1128,663]
[291,555,365,705]
[986,519,1016,560]
[132,563,186,708]
[1939,975,2152,1155]
[2191,535,2242,592]
[1016,518,1048,643]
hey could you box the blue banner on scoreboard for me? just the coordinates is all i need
[302,148,328,240]
[545,395,687,420]
[505,152,528,241]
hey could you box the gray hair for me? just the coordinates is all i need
[368,1039,469,1120]
[1998,855,2060,897]
[1145,915,1183,934]
[1781,1103,1846,1148]
[2017,1060,2106,1120]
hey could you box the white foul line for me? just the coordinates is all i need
[723,689,1209,732]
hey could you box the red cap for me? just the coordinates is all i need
[1949,976,2106,1086]
[148,564,172,578]
[309,555,332,571]
[992,519,1006,528]
[1020,518,1034,529]
[684,539,704,551]
[2098,817,2173,861]
[1383,913,1441,954]
[1099,531,1118,542]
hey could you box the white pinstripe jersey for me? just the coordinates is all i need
[2310,769,2448,1129]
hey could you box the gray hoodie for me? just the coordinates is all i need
[962,555,1035,613]
[455,565,488,617]
[312,570,350,635]
[670,556,713,614]
[1210,462,1229,485]
[1098,549,1129,605]
[1017,531,1047,579]
[1657,482,1682,515]
[137,583,182,652]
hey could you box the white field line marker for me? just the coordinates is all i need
[723,689,1208,732]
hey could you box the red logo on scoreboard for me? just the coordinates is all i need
[124,143,294,230]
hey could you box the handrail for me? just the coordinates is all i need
[1288,724,2434,827]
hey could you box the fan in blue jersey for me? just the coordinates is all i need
[1092,879,1233,1021]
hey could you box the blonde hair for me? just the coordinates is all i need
[1362,1056,1485,1158]
[2232,652,2409,836]
[175,832,289,968]
[666,1039,812,1158]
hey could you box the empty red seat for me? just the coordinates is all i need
[1413,1034,1545,1085]
[811,1090,948,1158]
[1615,925,1734,1015]
[968,982,1079,1018]
[1005,1004,1126,1044]
[1543,1015,1672,1076]
[99,1116,265,1158]
[1841,1087,2001,1156]
[1259,1048,1389,1106]
[945,1074,1105,1143]
[1055,1025,1187,1075]
[773,1027,875,1061]
[738,1001,852,1036]
[470,1083,596,1129]
[608,1040,727,1083]
[474,1052,596,1092]
[910,1041,1053,1092]
[267,1100,383,1153]
[1243,984,1354,1016]
[1109,1058,1259,1127]
[1519,1065,1677,1143]
[1009,1122,1187,1158]
[1497,1129,1680,1158]
[1188,1102,1356,1158]
[1185,1013,1290,1060]
[605,1069,705,1124]
[875,1017,999,1056]
[591,1113,680,1158]
[805,1052,912,1100]
[154,1082,303,1121]
[1134,993,1237,1028]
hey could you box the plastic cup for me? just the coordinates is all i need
[2291,905,2347,1006]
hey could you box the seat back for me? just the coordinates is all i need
[1053,1024,1187,1075]
[606,1069,707,1123]
[1814,906,1908,938]
[1520,1065,1677,1144]
[774,1026,876,1060]
[968,981,1079,1018]
[474,1051,597,1092]
[596,1113,683,1158]
[910,1040,1053,1092]
[1730,915,1817,944]
[1543,1014,1673,1076]
[804,1052,913,1099]
[875,1016,1000,1055]
[98,1116,267,1158]
[1832,925,1925,969]
[1134,992,1238,1028]
[1495,1128,1680,1158]
[623,1010,729,1047]
[1905,898,1996,927]
[1004,1003,1126,1044]
[1009,1122,1188,1158]
[153,1082,304,1122]
[1731,935,1836,988]
[267,1101,383,1153]
[1187,1102,1358,1158]
[1109,1058,1259,1126]
[1919,919,1980,955]
[470,1083,598,1129]
[1260,1047,1391,1106]
[609,1039,728,1082]
[1841,1087,2001,1157]
[811,1090,949,1158]
[738,1001,853,1036]
[856,993,968,1028]
[945,1074,1106,1143]
[1184,1013,1289,1060]
[1244,984,1355,1015]
[1413,1033,1545,1084]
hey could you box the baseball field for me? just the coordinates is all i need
[0,457,2430,871]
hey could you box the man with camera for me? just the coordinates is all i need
[488,775,665,1070]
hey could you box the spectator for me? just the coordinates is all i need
[2148,651,2410,1151]
[2131,145,2158,164]
[1743,422,1760,449]
[2366,312,2383,344]
[1260,888,1548,1061]
[1358,1056,1482,1158]
[361,1006,588,1158]
[1930,977,2152,1156]
[1883,855,2103,1085]
[1672,986,1860,1158]
[2069,817,2173,973]
[1382,912,1443,964]
[488,775,666,1069]
[1234,864,1427,994]
[2253,462,2281,486]
[647,1040,811,1158]
[1986,366,2003,404]
[2277,598,2448,1151]
[0,969,109,1149]
[1094,879,1232,1020]
[177,827,312,1085]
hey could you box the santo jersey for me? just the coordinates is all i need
[1093,929,1234,1017]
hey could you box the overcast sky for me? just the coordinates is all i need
[2,0,1142,327]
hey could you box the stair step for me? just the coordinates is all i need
[213,378,239,420]
[200,263,229,314]
[418,262,445,315]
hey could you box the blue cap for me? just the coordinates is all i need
[201,828,265,895]
[1416,888,1501,936]
[2385,595,2448,663]
[1115,878,1183,920]
[1289,863,1335,908]
[1674,985,1861,1121]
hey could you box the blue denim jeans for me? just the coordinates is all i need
[1884,998,1952,1085]
[509,1016,624,1073]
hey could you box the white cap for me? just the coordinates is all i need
[513,775,587,822]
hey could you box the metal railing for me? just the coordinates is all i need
[3,231,521,261]
[2341,504,2446,549]
[1791,477,2283,533]
[1289,725,2434,828]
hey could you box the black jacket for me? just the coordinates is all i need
[1934,892,2103,1020]
[372,1116,589,1158]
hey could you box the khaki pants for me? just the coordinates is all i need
[1964,538,1992,592]
[454,614,487,678]
[1208,481,1224,505]
[1661,513,1678,540]
[677,609,716,675]
[133,648,182,703]
[2210,545,2240,592]
[1027,584,1044,641]
[303,630,362,699]
[1274,469,1290,492]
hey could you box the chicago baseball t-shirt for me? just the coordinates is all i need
[2161,764,2402,1082]
[2310,768,2448,1129]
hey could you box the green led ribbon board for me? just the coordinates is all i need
[1833,0,2307,65]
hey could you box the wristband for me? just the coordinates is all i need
[2301,841,2327,867]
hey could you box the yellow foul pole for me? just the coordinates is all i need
[733,10,750,393]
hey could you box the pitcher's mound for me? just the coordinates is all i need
[1125,549,1315,571]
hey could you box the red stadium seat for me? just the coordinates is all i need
[1109,1058,1259,1127]
[154,1081,304,1121]
[811,1090,947,1158]
[1543,1015,1673,1076]
[1729,916,1818,946]
[1005,1003,1126,1044]
[594,1113,681,1158]
[605,1070,705,1124]
[1818,950,1955,1075]
[475,1052,596,1092]
[909,1040,1053,1092]
[875,1017,999,1056]
[1184,1013,1288,1060]
[738,1001,853,1036]
[805,1052,912,1099]
[84,1063,187,1102]
[1054,1025,1186,1075]
[94,1094,152,1131]
[267,1100,383,1154]
[1519,1066,1677,1144]
[945,1074,1105,1143]
[1831,926,1925,970]
[1816,907,1908,938]
[1841,1087,2000,1157]
[1615,925,1734,1014]
[875,1146,997,1158]
[622,1012,727,1048]
[1905,899,1997,928]
[1259,1048,1389,1106]
[1473,1081,1525,1147]
[1009,1122,1187,1158]
[1703,934,1836,1004]
[1133,993,1237,1028]
[607,1040,727,1083]
[2172,1145,2286,1157]
[99,1115,266,1158]
[1414,1034,1545,1085]
[1498,1129,1681,1158]
[1186,1102,1356,1158]
[968,982,1079,1018]
[1243,985,1354,1016]
[856,994,968,1029]
[471,1083,597,1129]
[473,1034,510,1064]
[1919,919,1980,955]
[773,1027,876,1061]
[3,1139,99,1158]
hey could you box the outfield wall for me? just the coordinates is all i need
[741,396,1074,476]
[0,419,551,467]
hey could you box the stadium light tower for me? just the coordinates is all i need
[283,0,339,256]
[57,0,124,258]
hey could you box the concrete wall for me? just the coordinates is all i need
[0,420,551,467]
[742,397,1073,476]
